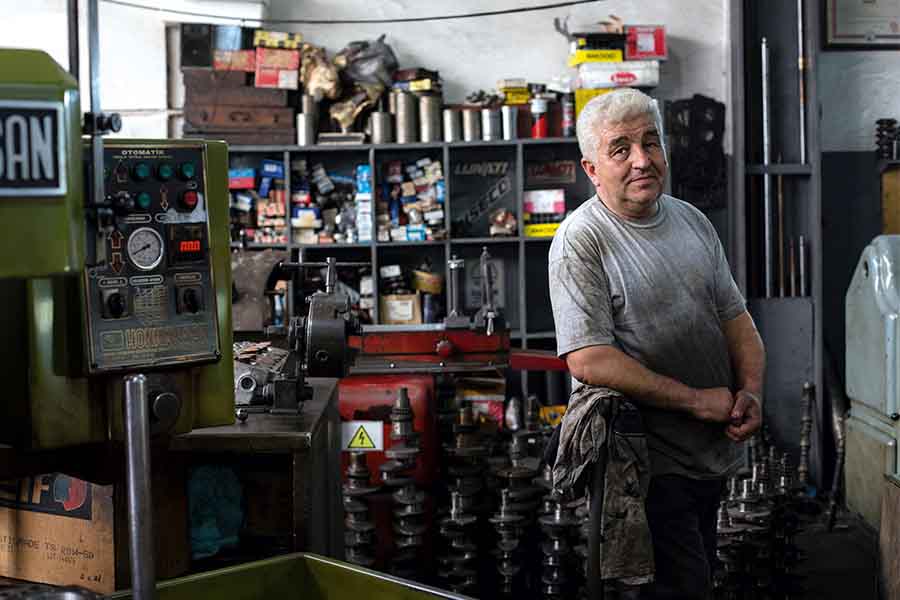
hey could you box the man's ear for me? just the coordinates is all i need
[581,157,598,186]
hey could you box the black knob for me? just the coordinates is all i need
[110,191,134,214]
[891,413,899,422]
[107,292,126,319]
[183,288,201,313]
[151,392,180,432]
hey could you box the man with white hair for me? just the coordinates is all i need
[548,88,765,598]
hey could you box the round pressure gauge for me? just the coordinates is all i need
[127,227,165,271]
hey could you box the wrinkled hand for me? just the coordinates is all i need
[692,387,736,423]
[726,390,762,442]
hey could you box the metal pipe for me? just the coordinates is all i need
[123,374,157,600]
[799,235,808,297]
[761,37,774,298]
[777,174,785,297]
[789,237,797,297]
[88,0,105,218]
[67,0,79,81]
[447,256,464,317]
[797,0,807,164]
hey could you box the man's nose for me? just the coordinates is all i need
[631,144,652,169]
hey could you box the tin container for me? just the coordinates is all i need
[443,109,461,142]
[482,108,501,141]
[395,91,418,143]
[530,98,549,139]
[370,112,393,144]
[296,113,316,146]
[462,108,482,142]
[501,105,518,140]
[419,95,442,143]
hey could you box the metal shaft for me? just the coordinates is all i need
[447,256,464,317]
[88,0,105,223]
[67,0,79,80]
[761,37,774,298]
[777,174,785,297]
[797,0,807,164]
[123,374,157,600]
[798,235,808,297]
[789,238,797,297]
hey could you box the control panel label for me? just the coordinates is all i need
[100,324,207,354]
[129,275,164,287]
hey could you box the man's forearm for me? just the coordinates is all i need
[567,345,697,414]
[723,311,766,397]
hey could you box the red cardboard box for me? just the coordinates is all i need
[626,25,667,60]
[255,47,300,90]
[213,49,256,72]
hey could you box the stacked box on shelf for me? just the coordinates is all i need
[377,157,447,242]
[181,24,297,145]
[356,165,373,243]
[228,158,287,244]
[291,159,366,244]
[523,189,566,238]
[569,25,665,117]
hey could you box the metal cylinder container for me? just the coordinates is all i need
[443,108,461,142]
[296,113,316,146]
[395,91,417,143]
[370,111,393,144]
[482,107,501,141]
[419,95,442,143]
[501,105,518,140]
[462,108,481,142]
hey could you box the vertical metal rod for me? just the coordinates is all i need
[447,256,463,317]
[88,0,105,211]
[325,257,336,294]
[798,235,808,297]
[67,0,80,81]
[789,238,797,297]
[797,0,807,164]
[777,174,785,297]
[761,38,774,298]
[123,374,158,600]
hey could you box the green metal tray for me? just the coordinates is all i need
[110,554,474,600]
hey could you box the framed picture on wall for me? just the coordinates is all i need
[825,0,900,49]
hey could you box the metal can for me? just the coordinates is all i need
[530,98,549,139]
[419,95,442,143]
[462,108,482,142]
[562,92,575,137]
[296,113,316,146]
[370,111,393,144]
[482,108,501,141]
[443,108,461,142]
[395,91,418,143]
[501,105,518,140]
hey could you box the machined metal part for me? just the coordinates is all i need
[501,105,518,140]
[481,108,502,141]
[443,109,461,142]
[419,95,442,143]
[789,237,798,296]
[462,108,481,142]
[123,374,158,600]
[777,174,785,297]
[797,0,807,164]
[798,235,808,297]
[370,111,393,144]
[343,452,378,567]
[761,37,774,298]
[395,91,418,143]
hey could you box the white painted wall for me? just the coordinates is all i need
[819,51,900,152]
[268,0,731,145]
[0,0,264,138]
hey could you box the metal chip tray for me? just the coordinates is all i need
[110,553,473,600]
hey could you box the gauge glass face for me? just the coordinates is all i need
[127,227,164,271]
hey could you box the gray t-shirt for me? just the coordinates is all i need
[548,194,746,479]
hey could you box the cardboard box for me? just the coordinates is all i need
[255,48,300,90]
[213,49,256,72]
[380,293,422,325]
[253,30,303,49]
[567,48,624,67]
[578,60,660,89]
[228,168,256,189]
[524,223,562,238]
[524,189,565,214]
[626,25,667,60]
[412,270,443,295]
[0,469,187,594]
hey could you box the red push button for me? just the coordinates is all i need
[181,190,198,210]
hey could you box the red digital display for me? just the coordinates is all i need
[179,240,201,253]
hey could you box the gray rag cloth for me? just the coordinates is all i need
[552,384,655,585]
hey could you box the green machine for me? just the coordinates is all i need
[0,48,234,451]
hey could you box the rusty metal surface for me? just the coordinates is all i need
[231,249,288,332]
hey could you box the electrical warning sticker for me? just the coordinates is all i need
[341,421,383,452]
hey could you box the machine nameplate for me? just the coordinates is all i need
[0,101,65,197]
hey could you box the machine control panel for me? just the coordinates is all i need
[83,143,220,373]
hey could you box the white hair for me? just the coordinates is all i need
[576,88,667,163]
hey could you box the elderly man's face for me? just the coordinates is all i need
[581,114,667,220]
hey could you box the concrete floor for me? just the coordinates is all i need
[796,513,880,599]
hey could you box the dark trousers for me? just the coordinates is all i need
[640,474,724,600]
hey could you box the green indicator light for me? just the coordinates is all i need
[180,162,196,179]
[157,163,174,181]
[133,162,151,181]
[136,192,152,210]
